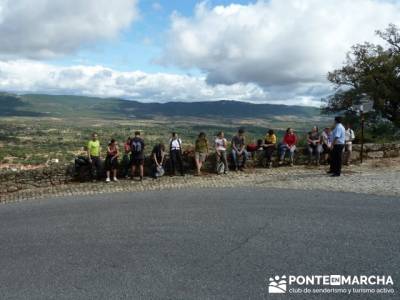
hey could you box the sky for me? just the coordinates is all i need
[0,0,399,106]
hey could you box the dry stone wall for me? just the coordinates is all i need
[1,143,399,198]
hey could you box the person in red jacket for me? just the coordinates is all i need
[279,128,298,166]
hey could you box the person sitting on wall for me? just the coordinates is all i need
[194,132,209,176]
[231,128,248,171]
[321,127,332,164]
[278,128,297,167]
[74,147,91,179]
[122,137,131,178]
[263,129,277,168]
[215,131,228,175]
[307,126,323,166]
[105,139,119,182]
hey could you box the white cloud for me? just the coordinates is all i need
[162,0,400,102]
[152,2,163,11]
[0,0,138,59]
[0,60,289,104]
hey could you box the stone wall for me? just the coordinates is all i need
[351,143,400,160]
[1,164,74,195]
[1,143,399,198]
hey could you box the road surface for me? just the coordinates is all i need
[0,188,399,299]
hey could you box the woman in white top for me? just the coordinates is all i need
[215,131,228,174]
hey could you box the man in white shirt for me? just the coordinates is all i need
[328,116,346,177]
[344,124,355,165]
[169,132,184,176]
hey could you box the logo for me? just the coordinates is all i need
[329,275,341,286]
[268,275,287,294]
[267,274,394,295]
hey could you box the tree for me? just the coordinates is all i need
[324,24,400,128]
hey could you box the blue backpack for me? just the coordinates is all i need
[131,139,143,154]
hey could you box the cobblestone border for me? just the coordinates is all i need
[2,161,399,204]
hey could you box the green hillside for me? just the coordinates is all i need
[0,93,321,120]
[0,92,328,166]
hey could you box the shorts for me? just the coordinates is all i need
[105,156,119,171]
[195,152,207,162]
[345,143,352,152]
[131,155,144,166]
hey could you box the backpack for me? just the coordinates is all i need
[75,156,90,168]
[131,138,142,154]
[155,166,165,177]
[216,160,225,175]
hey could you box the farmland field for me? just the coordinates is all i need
[0,93,330,168]
[0,116,328,168]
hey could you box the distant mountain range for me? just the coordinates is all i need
[0,92,321,120]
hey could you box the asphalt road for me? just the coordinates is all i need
[0,188,399,300]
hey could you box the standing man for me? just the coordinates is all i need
[344,124,355,165]
[231,128,247,171]
[87,132,102,181]
[169,132,184,176]
[130,131,145,181]
[328,117,346,177]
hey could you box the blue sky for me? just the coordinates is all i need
[53,0,252,74]
[0,0,399,105]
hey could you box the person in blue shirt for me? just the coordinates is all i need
[328,116,346,177]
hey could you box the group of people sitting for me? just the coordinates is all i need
[83,117,355,182]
